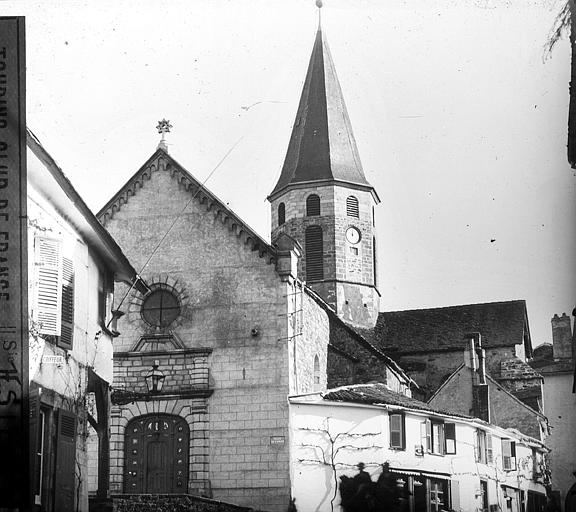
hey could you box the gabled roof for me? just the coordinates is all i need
[269,29,377,202]
[428,364,546,421]
[361,300,532,356]
[27,129,144,290]
[97,148,276,264]
[322,383,470,419]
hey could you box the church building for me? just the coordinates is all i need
[94,25,411,512]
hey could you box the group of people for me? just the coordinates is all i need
[340,462,408,512]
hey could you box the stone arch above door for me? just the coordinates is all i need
[124,414,189,494]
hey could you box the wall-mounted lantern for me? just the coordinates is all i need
[145,360,165,393]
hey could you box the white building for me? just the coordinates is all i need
[27,130,144,512]
[290,383,549,512]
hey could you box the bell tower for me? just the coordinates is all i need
[268,27,380,329]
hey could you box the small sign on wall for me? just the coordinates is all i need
[270,436,285,445]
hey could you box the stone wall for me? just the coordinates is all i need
[101,156,293,511]
[111,494,253,512]
[270,184,379,329]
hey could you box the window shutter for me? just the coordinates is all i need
[305,226,324,281]
[450,479,460,512]
[445,423,456,454]
[390,414,404,449]
[306,194,320,216]
[59,257,74,350]
[54,409,76,512]
[421,419,431,452]
[34,237,62,336]
[346,196,359,217]
[474,429,479,462]
[502,439,513,471]
[510,441,516,470]
[486,434,493,464]
[29,390,41,506]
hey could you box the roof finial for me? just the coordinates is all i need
[156,118,172,152]
[316,0,323,29]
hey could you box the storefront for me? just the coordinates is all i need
[388,468,452,512]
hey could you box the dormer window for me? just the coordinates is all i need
[306,194,320,216]
[278,202,286,226]
[346,196,359,217]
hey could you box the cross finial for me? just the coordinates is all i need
[156,119,172,152]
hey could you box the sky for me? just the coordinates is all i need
[2,0,575,345]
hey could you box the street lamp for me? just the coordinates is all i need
[144,360,165,394]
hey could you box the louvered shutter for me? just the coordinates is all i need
[54,409,76,512]
[450,480,460,511]
[59,257,74,350]
[346,196,359,217]
[389,413,404,449]
[306,194,320,216]
[29,390,41,506]
[34,237,62,336]
[486,434,493,464]
[305,226,323,281]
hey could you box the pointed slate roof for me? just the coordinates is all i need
[269,29,376,201]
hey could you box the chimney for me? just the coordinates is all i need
[465,332,490,422]
[551,313,573,360]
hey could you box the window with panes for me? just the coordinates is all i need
[389,413,405,450]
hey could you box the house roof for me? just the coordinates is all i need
[428,364,546,421]
[97,148,277,265]
[27,129,145,291]
[268,29,377,202]
[322,383,469,418]
[360,300,532,356]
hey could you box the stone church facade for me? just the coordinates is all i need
[95,27,411,511]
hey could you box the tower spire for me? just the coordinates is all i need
[268,22,377,202]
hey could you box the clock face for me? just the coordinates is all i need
[346,227,361,245]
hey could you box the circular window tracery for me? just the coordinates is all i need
[141,287,181,327]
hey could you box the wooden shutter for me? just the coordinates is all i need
[35,237,62,336]
[445,423,456,454]
[29,390,41,507]
[346,196,359,217]
[306,194,320,216]
[486,434,493,464]
[389,413,404,449]
[421,419,431,452]
[54,409,76,512]
[502,439,516,470]
[450,480,460,511]
[305,226,323,281]
[59,257,74,350]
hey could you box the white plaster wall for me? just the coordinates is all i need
[27,184,114,391]
[289,400,548,512]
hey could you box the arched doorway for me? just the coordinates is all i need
[124,414,189,493]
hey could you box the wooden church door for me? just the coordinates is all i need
[124,414,189,494]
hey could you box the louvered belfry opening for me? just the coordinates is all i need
[346,195,359,217]
[278,202,286,226]
[305,225,324,281]
[306,194,321,216]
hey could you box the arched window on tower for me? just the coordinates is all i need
[313,354,320,390]
[278,202,285,226]
[306,194,321,216]
[346,195,359,217]
[305,226,323,281]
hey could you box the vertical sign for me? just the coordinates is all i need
[0,17,28,511]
